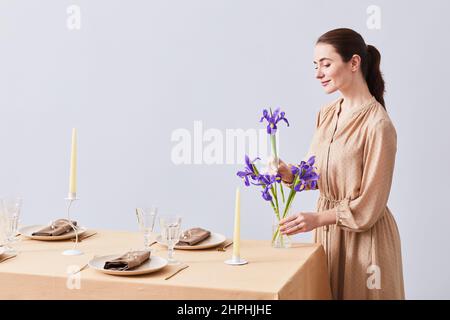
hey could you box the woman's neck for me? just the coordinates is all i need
[339,78,373,113]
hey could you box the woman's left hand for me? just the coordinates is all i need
[279,212,319,235]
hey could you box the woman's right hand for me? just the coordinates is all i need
[277,159,294,184]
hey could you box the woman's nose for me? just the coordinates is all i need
[315,68,324,79]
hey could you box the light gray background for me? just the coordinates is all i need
[1,0,449,299]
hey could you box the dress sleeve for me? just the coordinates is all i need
[335,119,397,232]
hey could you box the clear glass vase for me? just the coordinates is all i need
[272,215,291,248]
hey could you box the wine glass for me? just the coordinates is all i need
[0,206,7,250]
[136,206,158,251]
[0,196,23,254]
[159,215,182,265]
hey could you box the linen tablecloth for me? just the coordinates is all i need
[0,229,331,299]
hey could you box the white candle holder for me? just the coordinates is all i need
[62,193,83,256]
[225,255,248,266]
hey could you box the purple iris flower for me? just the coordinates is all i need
[291,156,320,192]
[260,108,290,135]
[252,173,282,201]
[236,155,260,186]
[261,186,273,201]
[237,156,282,202]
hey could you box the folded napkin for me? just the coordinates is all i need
[32,219,77,236]
[104,250,151,271]
[177,227,211,246]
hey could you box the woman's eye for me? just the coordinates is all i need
[324,64,330,68]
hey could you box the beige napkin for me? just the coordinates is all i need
[103,250,151,271]
[177,227,211,246]
[32,219,77,236]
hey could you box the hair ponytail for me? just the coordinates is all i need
[317,28,386,110]
[366,45,385,109]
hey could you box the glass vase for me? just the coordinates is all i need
[272,215,291,248]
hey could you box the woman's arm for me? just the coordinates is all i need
[280,118,397,235]
[334,119,397,232]
[279,208,337,235]
[316,207,338,227]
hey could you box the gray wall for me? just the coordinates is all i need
[1,0,449,299]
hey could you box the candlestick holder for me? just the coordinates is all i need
[225,255,248,266]
[62,192,83,256]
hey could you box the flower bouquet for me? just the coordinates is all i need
[236,108,320,248]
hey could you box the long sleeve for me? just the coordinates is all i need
[335,119,397,232]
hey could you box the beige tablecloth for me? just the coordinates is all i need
[0,230,331,299]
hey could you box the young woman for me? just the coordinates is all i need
[277,28,405,299]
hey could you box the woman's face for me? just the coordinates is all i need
[313,43,354,94]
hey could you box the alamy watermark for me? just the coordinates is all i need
[366,264,381,290]
[67,5,81,30]
[171,121,280,165]
[66,265,82,290]
[367,5,381,30]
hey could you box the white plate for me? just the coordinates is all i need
[0,247,5,256]
[88,254,168,276]
[18,224,88,241]
[157,232,227,250]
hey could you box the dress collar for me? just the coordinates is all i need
[336,95,377,117]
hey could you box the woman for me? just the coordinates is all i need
[277,28,405,299]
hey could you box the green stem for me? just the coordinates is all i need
[252,142,290,246]
[272,175,300,243]
[253,163,280,219]
[271,185,279,216]
[279,181,285,203]
[270,132,285,209]
[271,222,290,246]
[282,175,300,219]
[269,199,278,218]
[272,225,280,243]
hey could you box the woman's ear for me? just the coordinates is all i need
[350,54,361,72]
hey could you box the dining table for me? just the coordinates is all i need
[0,229,332,300]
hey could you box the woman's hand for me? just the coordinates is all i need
[277,159,294,184]
[279,209,337,235]
[279,212,319,235]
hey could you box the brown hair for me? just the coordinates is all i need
[316,28,386,110]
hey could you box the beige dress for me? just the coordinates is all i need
[304,96,405,300]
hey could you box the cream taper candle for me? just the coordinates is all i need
[232,187,240,258]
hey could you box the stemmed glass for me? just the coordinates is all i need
[159,215,182,265]
[136,207,158,252]
[0,196,23,254]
